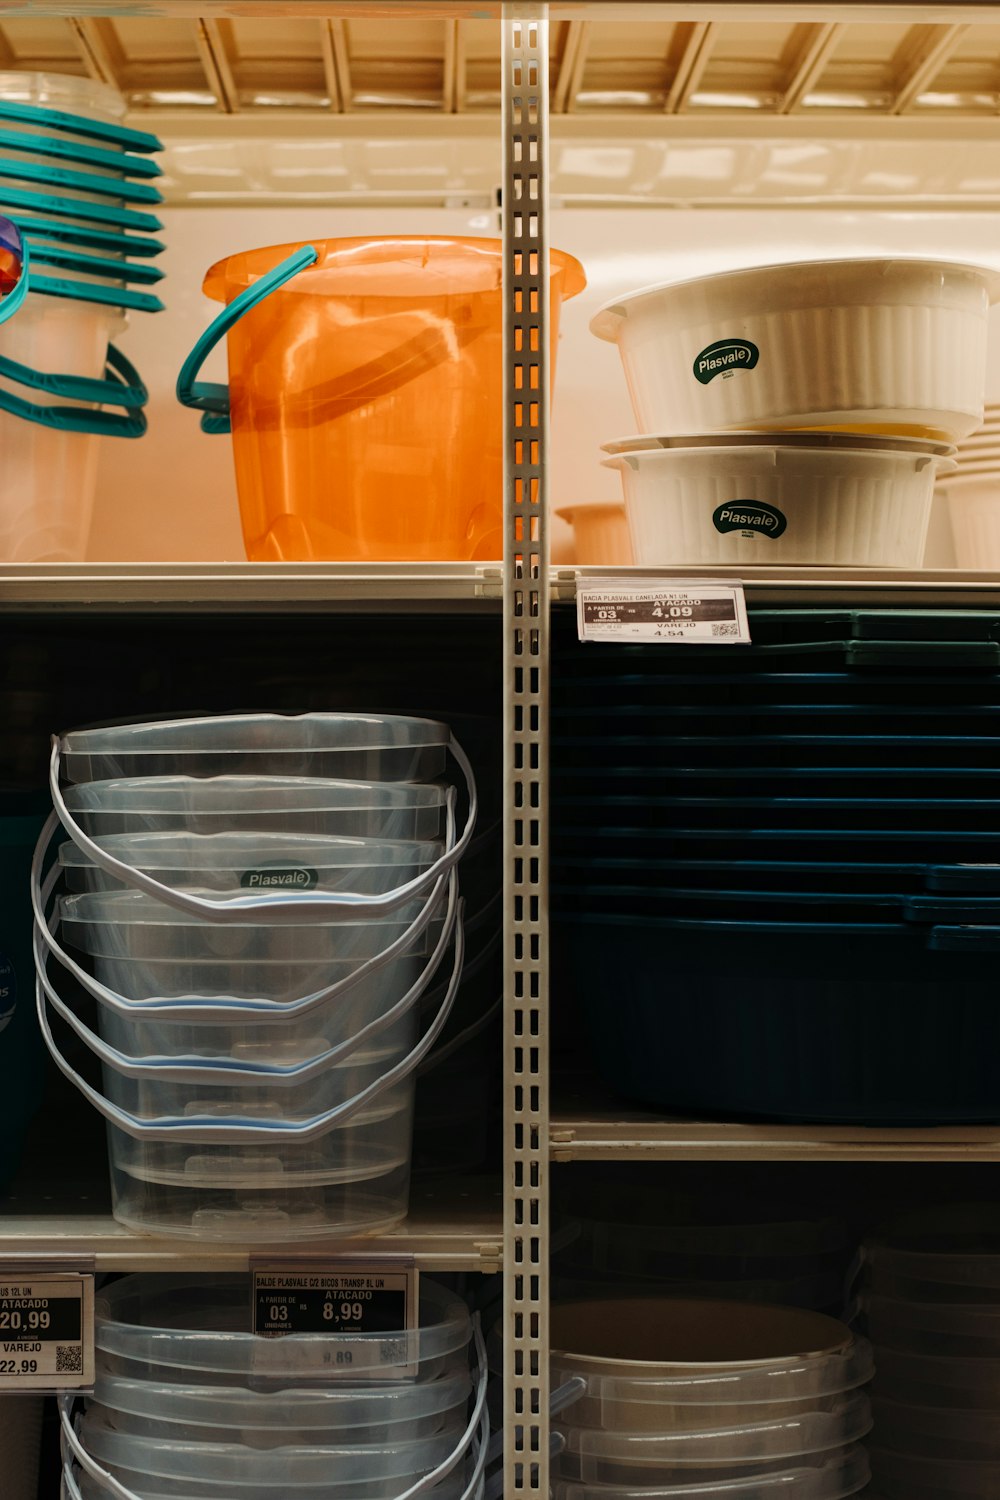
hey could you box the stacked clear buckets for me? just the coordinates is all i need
[59,1273,488,1500]
[863,1210,1000,1500]
[31,712,476,1240]
[545,1298,873,1500]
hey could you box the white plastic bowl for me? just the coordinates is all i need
[604,435,954,567]
[555,503,633,566]
[591,258,998,443]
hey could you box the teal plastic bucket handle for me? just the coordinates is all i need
[0,220,28,325]
[27,241,165,286]
[0,156,164,206]
[176,244,318,436]
[0,99,163,155]
[0,344,147,436]
[0,125,163,179]
[0,339,147,408]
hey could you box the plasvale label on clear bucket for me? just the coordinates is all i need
[251,1263,419,1378]
[577,579,751,644]
[0,1274,95,1389]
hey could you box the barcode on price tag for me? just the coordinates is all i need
[577,579,751,644]
[0,1275,94,1389]
[251,1264,418,1379]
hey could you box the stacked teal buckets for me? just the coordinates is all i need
[59,1273,488,1500]
[0,72,163,561]
[33,712,477,1240]
[552,606,1000,1123]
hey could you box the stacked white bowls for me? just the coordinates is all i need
[32,712,477,1240]
[60,1274,487,1500]
[937,403,1000,567]
[0,71,164,562]
[588,258,1000,568]
[865,1210,1000,1500]
[548,1298,873,1500]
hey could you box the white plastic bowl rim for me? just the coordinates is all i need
[590,257,1000,342]
[600,432,956,458]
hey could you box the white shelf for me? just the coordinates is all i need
[555,566,1000,607]
[550,1106,1000,1162]
[0,563,503,612]
[0,1180,503,1272]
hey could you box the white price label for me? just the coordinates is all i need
[251,1263,419,1379]
[577,579,751,644]
[0,1274,94,1389]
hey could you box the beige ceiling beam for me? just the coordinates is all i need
[665,20,717,113]
[325,18,353,112]
[443,18,467,112]
[778,21,843,112]
[553,19,590,114]
[67,19,123,93]
[0,25,17,68]
[889,22,969,114]
[319,21,344,110]
[195,18,239,113]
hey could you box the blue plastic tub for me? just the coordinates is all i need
[554,914,1000,1125]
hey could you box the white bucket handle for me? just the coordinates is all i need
[48,733,478,922]
[60,1314,488,1500]
[31,809,452,1023]
[36,901,465,1143]
[34,865,459,1085]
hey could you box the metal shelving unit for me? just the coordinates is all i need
[4,4,1000,1495]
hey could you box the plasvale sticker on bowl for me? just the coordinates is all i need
[576,579,751,645]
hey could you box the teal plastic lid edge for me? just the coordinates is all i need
[0,157,164,206]
[26,243,165,285]
[12,215,165,258]
[30,272,164,314]
[0,126,163,179]
[0,185,163,232]
[0,100,162,154]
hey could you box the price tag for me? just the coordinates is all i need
[251,1263,418,1379]
[577,578,751,644]
[0,1274,94,1389]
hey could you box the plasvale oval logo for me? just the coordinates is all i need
[713,502,787,539]
[693,338,759,384]
[240,867,318,890]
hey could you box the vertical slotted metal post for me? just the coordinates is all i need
[503,7,550,1499]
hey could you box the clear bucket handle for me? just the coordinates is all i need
[32,810,455,1024]
[34,863,459,1084]
[176,244,318,434]
[48,732,478,922]
[0,344,148,437]
[35,898,465,1143]
[59,1315,488,1500]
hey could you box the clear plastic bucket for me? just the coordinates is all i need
[548,1447,871,1500]
[57,830,443,895]
[95,1276,472,1385]
[59,713,451,784]
[872,1397,1000,1462]
[198,236,585,563]
[62,776,448,840]
[0,291,122,561]
[870,1447,999,1500]
[864,1295,1000,1357]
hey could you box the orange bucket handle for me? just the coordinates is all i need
[176,243,318,434]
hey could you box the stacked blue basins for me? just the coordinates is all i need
[552,607,1000,1125]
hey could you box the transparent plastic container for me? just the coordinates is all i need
[58,889,436,964]
[0,292,122,562]
[870,1448,999,1500]
[85,1398,468,1450]
[79,1405,463,1484]
[549,1300,873,1433]
[553,1442,866,1490]
[58,830,443,895]
[92,1365,472,1443]
[872,1397,1000,1461]
[95,1276,471,1385]
[62,776,448,840]
[59,713,451,783]
[548,1447,871,1500]
[872,1347,1000,1410]
[864,1295,1000,1357]
[866,1209,1000,1304]
[72,1457,481,1500]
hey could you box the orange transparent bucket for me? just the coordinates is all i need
[178,236,586,563]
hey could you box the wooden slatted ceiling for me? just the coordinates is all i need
[2,15,1000,116]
